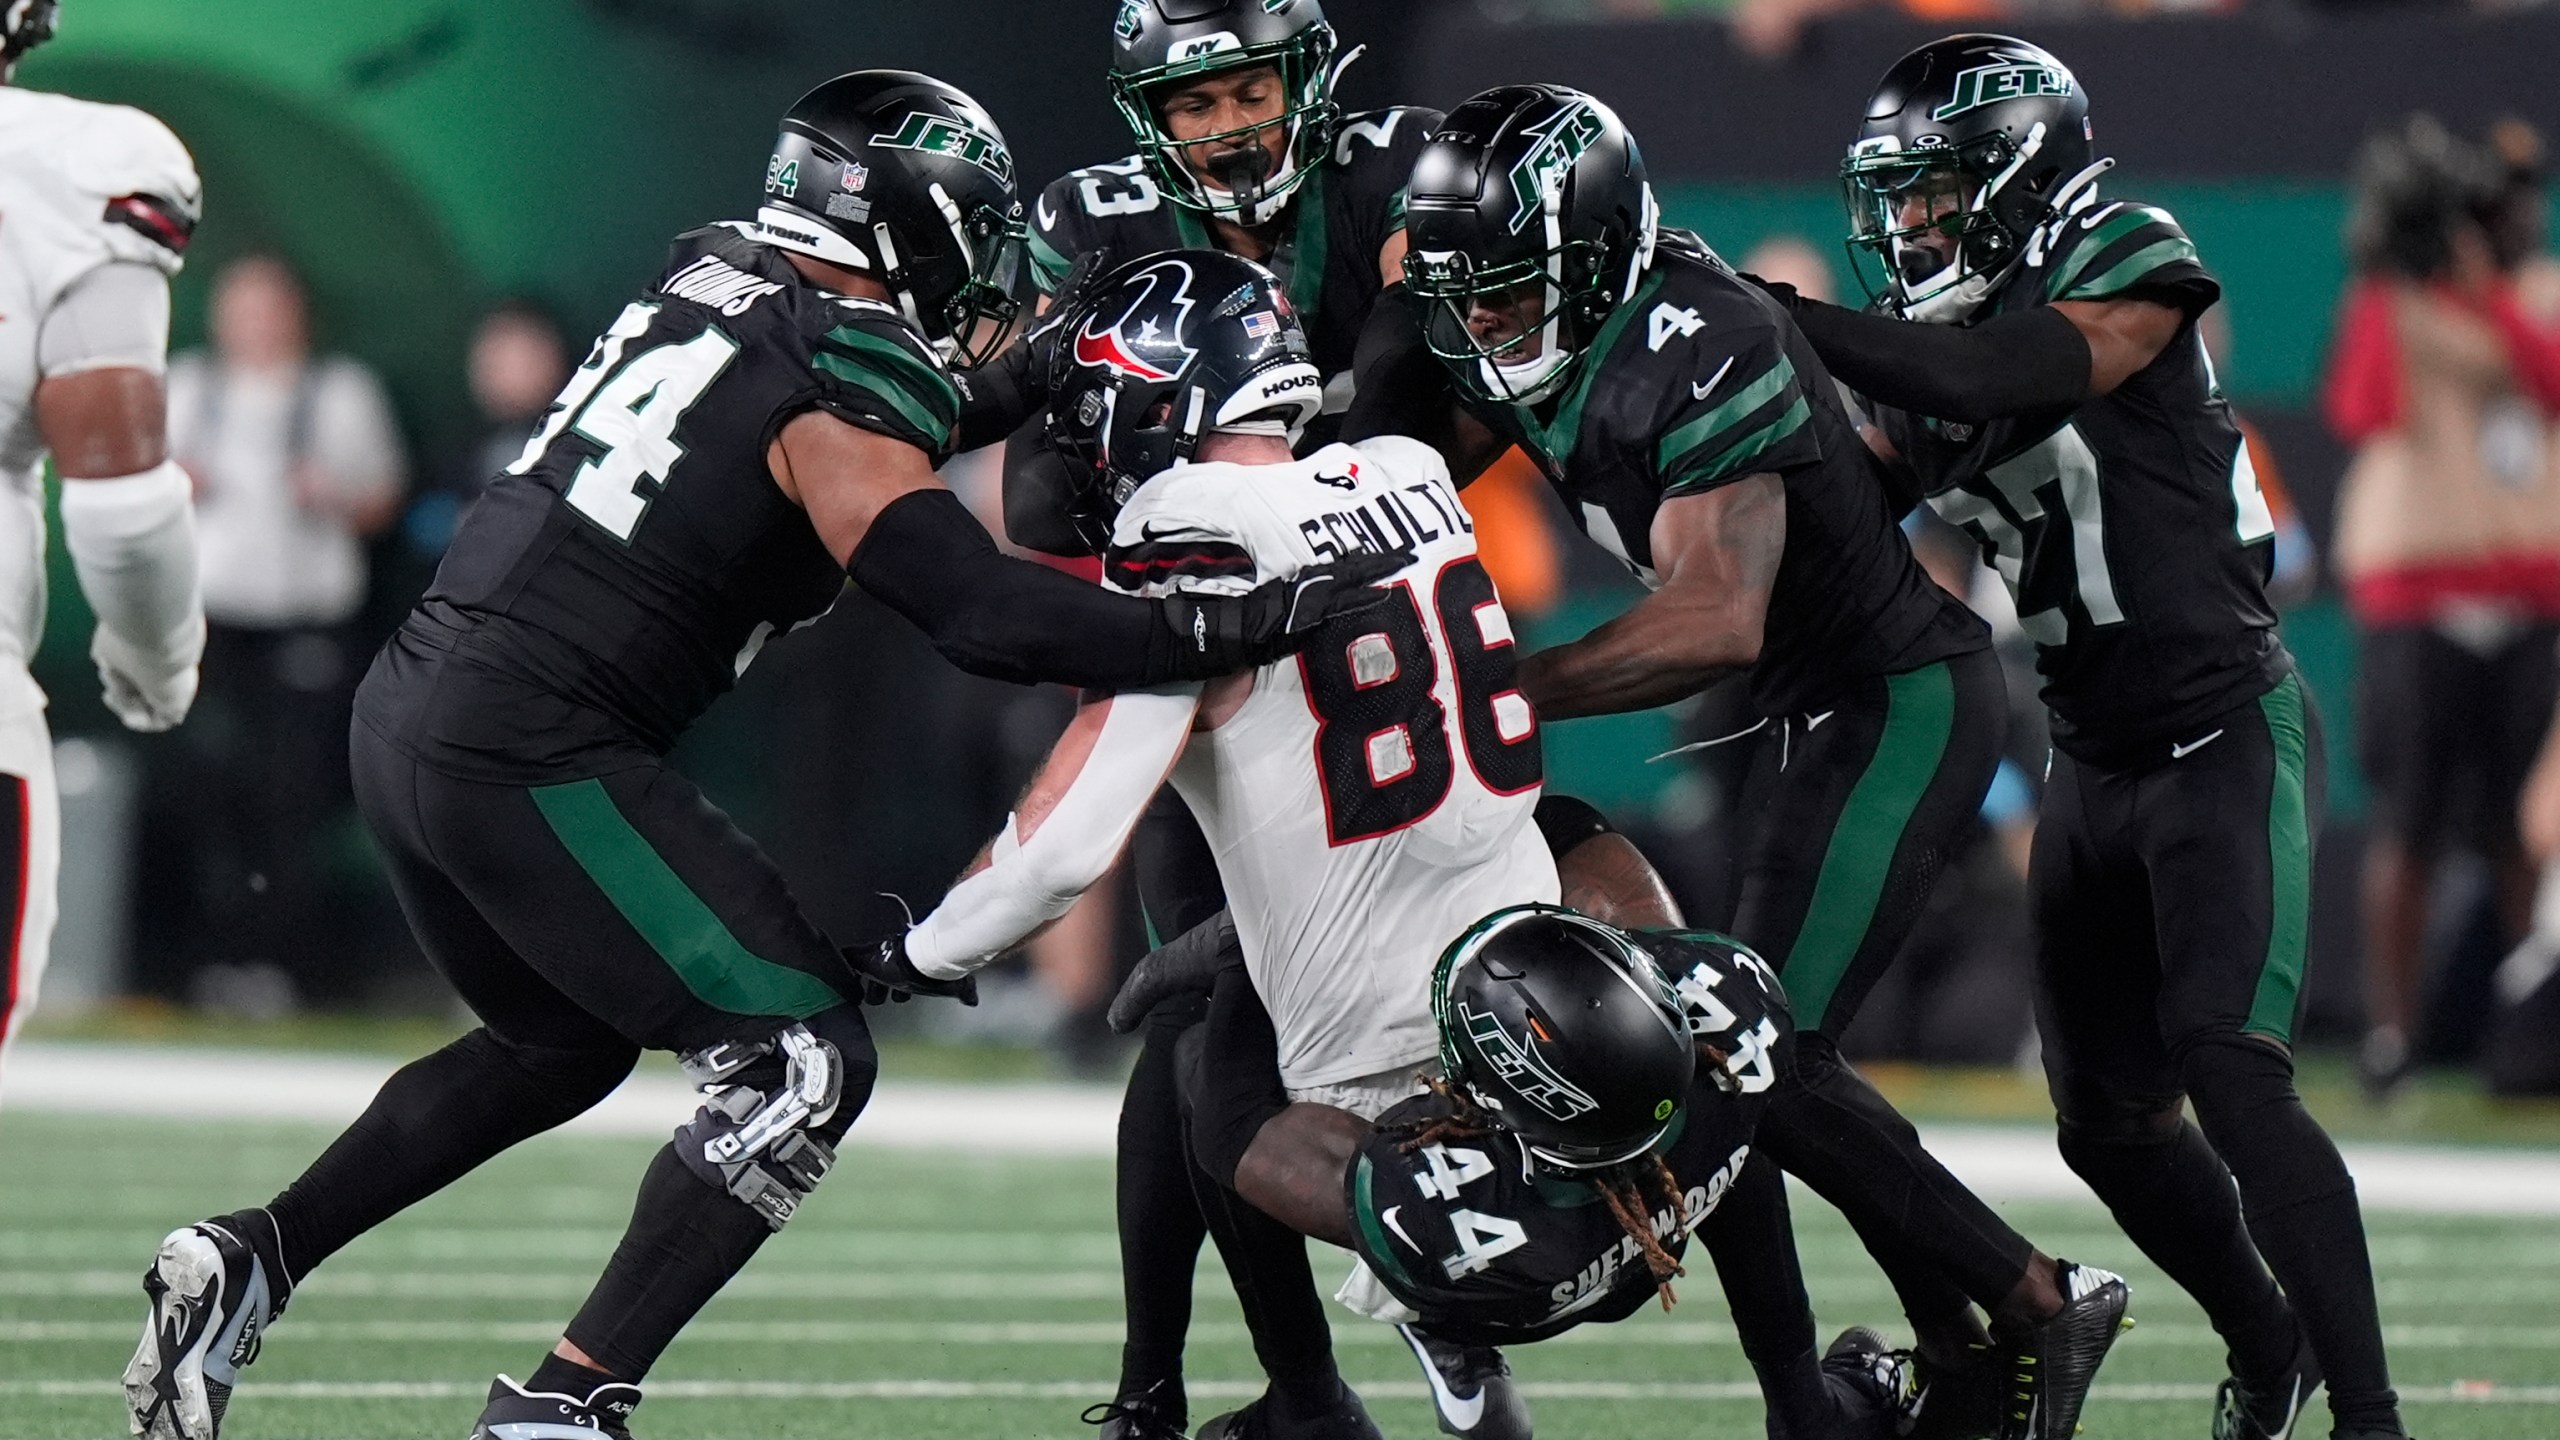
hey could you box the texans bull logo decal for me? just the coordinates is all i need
[1074,258,1201,383]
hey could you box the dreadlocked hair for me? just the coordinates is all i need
[1697,1042,1742,1092]
[1392,1077,1690,1309]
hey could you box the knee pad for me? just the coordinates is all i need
[1533,793,1617,859]
[2053,1097,2185,1174]
[673,1010,874,1231]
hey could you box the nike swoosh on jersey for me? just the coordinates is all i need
[2169,728,2225,759]
[1402,1326,1488,1431]
[1381,1205,1419,1252]
[1804,710,1835,731]
[1691,356,1737,401]
[1037,195,1059,231]
[2079,201,2127,230]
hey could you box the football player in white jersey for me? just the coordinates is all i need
[850,250,1554,1440]
[0,1,208,1084]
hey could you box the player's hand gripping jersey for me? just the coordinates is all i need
[357,225,962,781]
[0,90,197,686]
[1345,929,1791,1345]
[1106,436,1559,1087]
[1871,198,2288,763]
[1470,236,1985,717]
[1031,107,1436,426]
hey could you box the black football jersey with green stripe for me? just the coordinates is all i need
[357,224,960,782]
[1470,236,1986,716]
[1344,929,1791,1346]
[1872,197,2290,764]
[1028,108,1436,431]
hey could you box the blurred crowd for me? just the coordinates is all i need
[67,107,2560,1098]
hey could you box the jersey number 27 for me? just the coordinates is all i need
[1299,557,1542,846]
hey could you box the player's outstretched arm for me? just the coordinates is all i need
[897,684,1202,988]
[1768,286,2186,420]
[1515,475,1785,720]
[35,262,205,734]
[772,409,1407,688]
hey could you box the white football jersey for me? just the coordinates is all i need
[0,89,195,694]
[1108,437,1559,1088]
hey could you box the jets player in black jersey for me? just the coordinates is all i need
[1399,84,2133,1440]
[1168,904,1903,1440]
[118,73,1401,1440]
[1762,36,2405,1440]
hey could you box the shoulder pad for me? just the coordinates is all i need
[57,99,201,275]
[1349,434,1452,489]
[808,298,960,462]
[1104,471,1261,597]
[2029,199,2213,308]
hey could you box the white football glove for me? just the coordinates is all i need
[92,618,202,732]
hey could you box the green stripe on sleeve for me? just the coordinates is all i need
[2057,237,2203,303]
[531,778,844,1020]
[1664,394,1812,494]
[1778,662,1958,1031]
[2245,674,2314,1041]
[816,327,958,449]
[1654,356,1799,473]
[1028,225,1072,293]
[2046,207,2173,298]
[1350,1154,1420,1292]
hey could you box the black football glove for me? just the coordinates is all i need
[1107,909,1243,1033]
[842,935,979,1007]
[1022,245,1117,382]
[1156,548,1412,678]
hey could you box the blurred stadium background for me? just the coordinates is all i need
[6,2,2560,1437]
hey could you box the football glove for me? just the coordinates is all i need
[93,621,200,732]
[842,935,979,1007]
[1107,909,1242,1033]
[1163,548,1412,676]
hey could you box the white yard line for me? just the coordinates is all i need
[4,1377,2557,1405]
[10,1042,2560,1213]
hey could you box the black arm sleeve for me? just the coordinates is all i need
[952,337,1042,454]
[1340,282,1454,446]
[847,487,1177,689]
[1784,297,2093,425]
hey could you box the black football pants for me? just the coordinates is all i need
[1726,651,2040,1324]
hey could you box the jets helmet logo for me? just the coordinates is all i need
[1114,0,1146,42]
[1459,1002,1599,1123]
[1506,101,1607,234]
[1074,257,1200,383]
[870,110,1015,186]
[1931,59,2072,122]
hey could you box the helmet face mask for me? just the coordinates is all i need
[754,71,1030,369]
[1110,0,1341,224]
[1841,35,2098,323]
[1432,905,1695,1173]
[1044,250,1323,550]
[1403,86,1658,408]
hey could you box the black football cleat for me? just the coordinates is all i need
[1995,1261,2131,1440]
[1398,1324,1533,1440]
[1080,1378,1187,1440]
[2213,1332,2322,1440]
[467,1374,643,1440]
[1194,1379,1386,1440]
[125,1214,290,1440]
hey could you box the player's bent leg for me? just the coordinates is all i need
[0,708,61,1098]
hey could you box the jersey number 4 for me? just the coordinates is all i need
[510,300,741,542]
[1298,557,1542,846]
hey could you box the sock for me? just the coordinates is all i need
[2182,1036,2404,1438]
[1755,1038,2036,1309]
[2055,1107,2298,1384]
[265,1028,636,1277]
[1114,1003,1209,1418]
[561,1144,778,1380]
[527,1351,623,1399]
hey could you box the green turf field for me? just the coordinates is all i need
[3,1111,2555,1440]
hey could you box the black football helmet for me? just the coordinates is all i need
[1842,35,2105,323]
[1432,905,1695,1171]
[1110,0,1342,224]
[1403,85,1659,406]
[2,0,58,69]
[753,70,1028,367]
[1045,249,1324,550]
